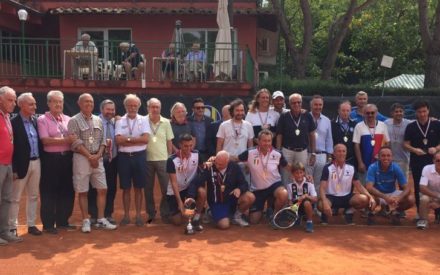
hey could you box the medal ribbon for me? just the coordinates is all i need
[416,119,431,140]
[289,112,301,130]
[126,115,137,136]
[258,146,272,176]
[149,118,162,138]
[230,120,243,141]
[257,109,269,127]
[48,112,66,136]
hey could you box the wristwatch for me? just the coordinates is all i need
[127,137,131,143]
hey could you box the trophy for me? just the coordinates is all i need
[183,198,197,235]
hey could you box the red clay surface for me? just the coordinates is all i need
[1,184,440,274]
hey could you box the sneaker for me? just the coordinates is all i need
[390,211,401,226]
[320,214,328,225]
[0,237,8,246]
[82,219,91,233]
[106,217,116,225]
[202,208,212,224]
[0,232,23,243]
[120,217,130,226]
[344,213,355,225]
[191,219,203,231]
[95,218,118,230]
[367,212,375,225]
[232,212,250,227]
[416,219,428,230]
[305,221,314,233]
[135,217,144,227]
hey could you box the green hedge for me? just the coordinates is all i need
[258,77,440,97]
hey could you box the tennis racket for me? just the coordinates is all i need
[272,203,299,229]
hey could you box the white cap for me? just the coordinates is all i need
[272,91,285,99]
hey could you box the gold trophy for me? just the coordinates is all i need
[183,198,196,235]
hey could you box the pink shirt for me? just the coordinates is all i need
[0,111,13,165]
[37,112,71,153]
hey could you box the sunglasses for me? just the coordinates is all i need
[194,106,205,110]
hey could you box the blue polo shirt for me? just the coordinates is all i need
[366,161,407,194]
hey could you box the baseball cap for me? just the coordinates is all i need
[272,91,285,99]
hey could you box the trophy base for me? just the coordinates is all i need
[184,228,195,235]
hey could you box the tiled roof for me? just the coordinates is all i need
[49,7,274,15]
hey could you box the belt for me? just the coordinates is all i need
[315,151,327,154]
[283,146,306,152]
[46,151,72,156]
[119,150,144,157]
[30,157,39,161]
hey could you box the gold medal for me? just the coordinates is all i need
[152,136,157,143]
[370,140,375,146]
[423,138,428,145]
[88,136,94,143]
[343,136,348,143]
[220,185,225,192]
[295,129,300,136]
[336,183,341,192]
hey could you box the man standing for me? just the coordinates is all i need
[332,101,357,168]
[417,152,440,229]
[238,130,289,224]
[276,93,316,186]
[189,150,254,229]
[0,86,21,244]
[145,98,174,223]
[353,104,390,184]
[307,95,333,193]
[68,93,117,233]
[319,144,376,225]
[38,90,75,233]
[116,94,150,226]
[384,103,411,179]
[206,104,230,157]
[88,99,118,224]
[9,93,42,236]
[365,147,414,225]
[166,134,206,229]
[216,99,254,158]
[404,100,440,215]
[188,98,213,161]
[350,91,387,123]
[271,90,288,114]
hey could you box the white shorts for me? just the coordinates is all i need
[72,153,107,193]
[379,190,402,206]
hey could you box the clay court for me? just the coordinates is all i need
[2,186,440,275]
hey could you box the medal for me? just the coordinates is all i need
[295,129,300,136]
[88,136,94,143]
[149,118,162,143]
[289,112,302,137]
[262,124,270,130]
[257,109,269,130]
[152,136,157,143]
[423,138,428,145]
[220,185,225,192]
[343,136,348,143]
[336,183,341,192]
[416,119,431,147]
[371,140,375,146]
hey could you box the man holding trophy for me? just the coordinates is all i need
[166,134,206,233]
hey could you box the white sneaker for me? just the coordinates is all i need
[82,219,91,233]
[416,219,428,230]
[232,212,250,227]
[95,218,117,230]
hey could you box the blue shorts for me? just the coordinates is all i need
[250,181,285,213]
[167,189,188,216]
[118,150,147,189]
[209,196,238,222]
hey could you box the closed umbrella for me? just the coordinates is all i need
[214,0,232,80]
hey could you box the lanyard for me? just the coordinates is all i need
[126,116,137,136]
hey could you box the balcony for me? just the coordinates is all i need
[0,37,256,96]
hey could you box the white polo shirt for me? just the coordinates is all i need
[115,114,151,152]
[166,151,201,195]
[217,119,254,156]
[239,147,287,191]
[245,109,280,128]
[320,163,357,196]
[420,164,440,193]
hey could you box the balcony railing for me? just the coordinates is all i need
[0,37,255,85]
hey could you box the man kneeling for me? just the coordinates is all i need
[319,144,376,225]
[166,134,206,230]
[189,151,255,229]
[366,146,415,225]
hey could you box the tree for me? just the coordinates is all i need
[320,0,376,80]
[418,0,440,88]
[271,0,312,79]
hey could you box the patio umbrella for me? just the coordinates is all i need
[214,0,232,80]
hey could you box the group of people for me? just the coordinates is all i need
[1,86,440,246]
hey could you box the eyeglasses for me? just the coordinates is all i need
[194,106,205,110]
[365,112,376,115]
